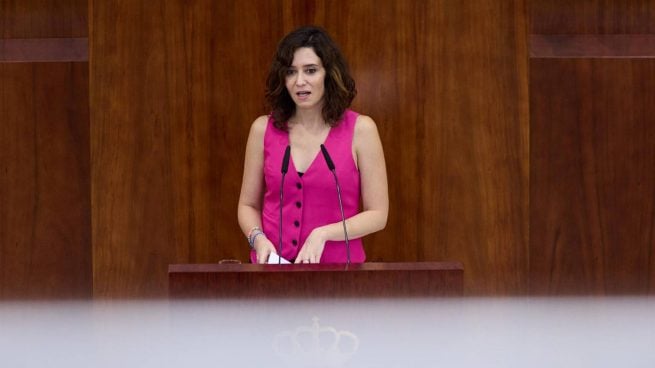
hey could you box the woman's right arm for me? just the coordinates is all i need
[237,116,277,263]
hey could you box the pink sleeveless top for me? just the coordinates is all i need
[250,109,365,263]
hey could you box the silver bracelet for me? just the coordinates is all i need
[248,230,265,249]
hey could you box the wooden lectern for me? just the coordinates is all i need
[168,262,463,298]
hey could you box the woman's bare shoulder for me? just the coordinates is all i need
[354,114,379,138]
[252,115,269,130]
[249,115,270,137]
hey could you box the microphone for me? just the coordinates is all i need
[279,145,291,264]
[281,145,291,174]
[319,144,350,266]
[320,144,335,170]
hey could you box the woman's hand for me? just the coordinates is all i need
[295,228,327,264]
[253,236,278,264]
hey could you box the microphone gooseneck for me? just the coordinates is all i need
[320,144,350,267]
[279,145,291,264]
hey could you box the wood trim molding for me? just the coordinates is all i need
[530,34,655,58]
[0,38,88,62]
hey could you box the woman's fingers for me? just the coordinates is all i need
[294,253,319,264]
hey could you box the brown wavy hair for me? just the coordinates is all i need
[265,26,357,130]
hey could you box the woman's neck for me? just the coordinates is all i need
[291,107,325,130]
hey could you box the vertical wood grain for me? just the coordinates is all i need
[0,62,91,298]
[91,0,283,297]
[408,0,528,295]
[530,59,655,294]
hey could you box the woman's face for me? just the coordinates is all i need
[285,47,326,110]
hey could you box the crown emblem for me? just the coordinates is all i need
[273,317,359,367]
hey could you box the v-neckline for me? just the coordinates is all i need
[288,126,333,177]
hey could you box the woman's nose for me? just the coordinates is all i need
[295,72,306,86]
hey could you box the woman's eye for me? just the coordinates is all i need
[306,68,317,74]
[285,69,296,76]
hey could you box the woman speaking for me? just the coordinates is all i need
[238,26,388,264]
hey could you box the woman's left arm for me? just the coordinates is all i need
[296,115,389,263]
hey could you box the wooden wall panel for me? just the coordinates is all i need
[529,0,655,295]
[530,0,655,34]
[3,0,649,298]
[0,0,87,38]
[1,0,90,299]
[0,62,91,298]
[529,59,655,294]
[91,0,283,297]
[92,0,528,296]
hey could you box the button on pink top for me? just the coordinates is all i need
[250,109,364,263]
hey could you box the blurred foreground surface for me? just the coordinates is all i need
[1,298,653,367]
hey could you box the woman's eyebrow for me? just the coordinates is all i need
[289,63,321,68]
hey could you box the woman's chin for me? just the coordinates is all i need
[295,101,318,109]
